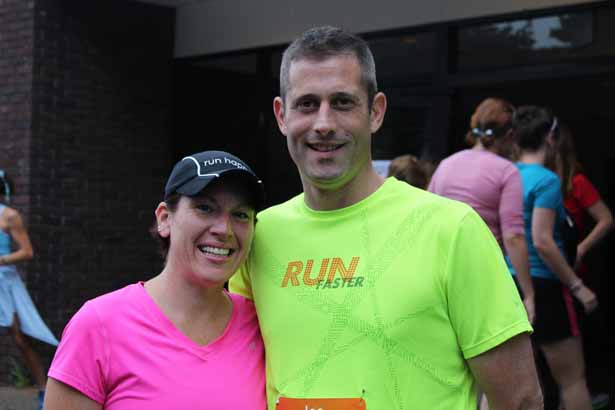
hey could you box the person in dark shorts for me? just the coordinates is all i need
[512,106,598,410]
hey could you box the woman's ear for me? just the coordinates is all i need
[546,131,556,147]
[155,202,171,237]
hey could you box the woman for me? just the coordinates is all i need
[44,151,266,410]
[513,106,597,410]
[550,124,613,406]
[550,124,613,272]
[0,171,58,410]
[428,97,535,323]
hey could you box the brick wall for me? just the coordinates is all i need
[0,0,35,384]
[0,0,175,384]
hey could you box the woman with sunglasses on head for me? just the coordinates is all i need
[0,171,58,410]
[44,151,266,410]
[513,106,597,410]
[429,98,535,323]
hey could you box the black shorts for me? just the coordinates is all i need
[517,277,582,345]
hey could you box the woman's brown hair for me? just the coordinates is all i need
[465,98,515,149]
[387,155,432,190]
[549,123,583,195]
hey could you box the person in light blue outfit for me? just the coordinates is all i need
[509,106,597,410]
[0,170,58,410]
[514,160,568,281]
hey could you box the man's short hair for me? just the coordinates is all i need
[279,26,378,108]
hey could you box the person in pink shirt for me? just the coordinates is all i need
[429,98,535,324]
[44,151,267,410]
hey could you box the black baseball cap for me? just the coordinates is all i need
[164,151,264,210]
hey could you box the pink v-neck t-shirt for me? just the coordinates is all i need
[48,283,266,409]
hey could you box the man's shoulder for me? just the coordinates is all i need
[389,179,474,217]
[255,181,474,226]
[257,192,304,221]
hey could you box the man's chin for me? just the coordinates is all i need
[305,172,348,188]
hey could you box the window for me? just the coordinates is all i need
[457,10,604,70]
[369,32,436,87]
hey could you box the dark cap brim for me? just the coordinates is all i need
[172,169,265,210]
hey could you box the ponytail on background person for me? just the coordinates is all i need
[465,98,515,158]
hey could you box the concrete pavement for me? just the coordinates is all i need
[0,387,38,410]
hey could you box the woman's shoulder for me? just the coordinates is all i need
[0,205,19,220]
[572,172,593,187]
[227,292,258,322]
[227,292,255,311]
[519,163,558,182]
[75,283,144,321]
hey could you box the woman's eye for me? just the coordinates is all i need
[197,204,212,213]
[234,210,253,221]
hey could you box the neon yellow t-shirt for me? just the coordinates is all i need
[231,177,531,410]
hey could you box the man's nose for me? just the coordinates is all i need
[313,103,336,136]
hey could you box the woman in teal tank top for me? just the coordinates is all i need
[513,107,596,410]
[0,171,58,410]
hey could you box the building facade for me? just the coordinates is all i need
[0,0,175,383]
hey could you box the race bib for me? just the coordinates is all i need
[276,397,365,410]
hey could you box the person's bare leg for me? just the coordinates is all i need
[540,337,592,410]
[10,314,46,389]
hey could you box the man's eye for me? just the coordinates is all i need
[296,100,317,111]
[333,98,355,110]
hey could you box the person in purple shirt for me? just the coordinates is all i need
[429,98,534,324]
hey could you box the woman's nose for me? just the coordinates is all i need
[210,213,232,237]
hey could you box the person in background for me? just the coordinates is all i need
[0,170,58,410]
[549,123,613,273]
[549,123,613,407]
[387,154,432,189]
[231,26,542,410]
[513,106,597,410]
[429,97,535,324]
[44,151,266,410]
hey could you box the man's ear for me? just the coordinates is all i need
[369,92,387,134]
[155,201,171,238]
[273,97,287,136]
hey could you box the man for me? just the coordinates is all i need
[231,26,543,410]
